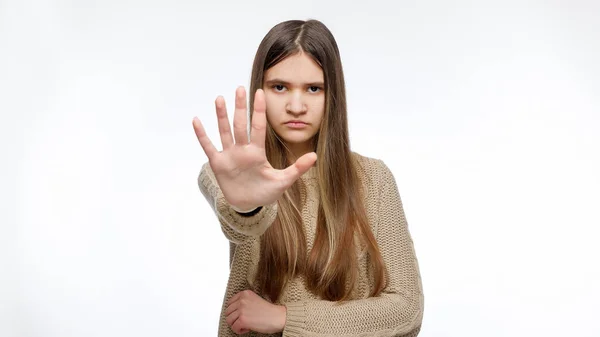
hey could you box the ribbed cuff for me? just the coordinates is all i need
[230,204,261,214]
[283,302,306,337]
[216,193,277,236]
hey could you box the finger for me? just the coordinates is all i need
[231,316,248,335]
[282,152,318,186]
[233,86,249,145]
[225,300,240,316]
[227,292,242,307]
[192,117,218,160]
[250,89,267,148]
[215,96,234,150]
[225,308,240,327]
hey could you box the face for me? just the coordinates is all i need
[263,51,325,158]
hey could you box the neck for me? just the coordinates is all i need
[286,142,315,165]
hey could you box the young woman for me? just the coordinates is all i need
[193,19,424,337]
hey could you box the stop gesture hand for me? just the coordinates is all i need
[193,87,317,211]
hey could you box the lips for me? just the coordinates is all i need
[284,120,309,129]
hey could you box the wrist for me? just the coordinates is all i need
[232,206,263,217]
[277,304,287,332]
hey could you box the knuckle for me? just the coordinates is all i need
[219,120,231,130]
[251,123,264,131]
[233,121,245,130]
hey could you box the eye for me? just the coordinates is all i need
[308,86,322,93]
[272,84,286,92]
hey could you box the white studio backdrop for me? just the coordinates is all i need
[2,0,599,336]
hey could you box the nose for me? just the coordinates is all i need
[286,91,307,115]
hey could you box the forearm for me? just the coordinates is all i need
[283,291,423,337]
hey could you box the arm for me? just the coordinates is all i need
[282,160,424,337]
[198,161,278,244]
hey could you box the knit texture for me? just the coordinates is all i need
[198,152,424,336]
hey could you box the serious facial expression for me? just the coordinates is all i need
[263,51,325,156]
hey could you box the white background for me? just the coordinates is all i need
[2,0,599,336]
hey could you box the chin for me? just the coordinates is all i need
[281,137,312,145]
[276,131,312,142]
[283,131,314,140]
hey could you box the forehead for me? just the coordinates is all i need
[264,52,324,83]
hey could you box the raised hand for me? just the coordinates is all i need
[193,86,317,212]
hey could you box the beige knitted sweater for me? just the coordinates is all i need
[198,152,424,337]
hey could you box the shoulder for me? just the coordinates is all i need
[350,151,395,188]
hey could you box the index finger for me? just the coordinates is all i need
[227,291,242,306]
[250,89,267,148]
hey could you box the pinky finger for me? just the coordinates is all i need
[193,117,218,160]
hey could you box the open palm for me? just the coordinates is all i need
[193,87,317,211]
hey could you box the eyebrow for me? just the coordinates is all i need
[264,79,325,87]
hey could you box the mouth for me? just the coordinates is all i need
[284,121,309,129]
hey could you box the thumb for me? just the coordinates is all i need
[281,152,317,186]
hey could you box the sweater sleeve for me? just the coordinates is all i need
[197,161,278,244]
[282,160,424,337]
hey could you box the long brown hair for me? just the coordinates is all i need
[249,19,387,302]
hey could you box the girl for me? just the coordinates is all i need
[193,19,423,336]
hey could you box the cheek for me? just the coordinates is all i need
[265,95,283,116]
[309,96,325,120]
[263,95,274,122]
